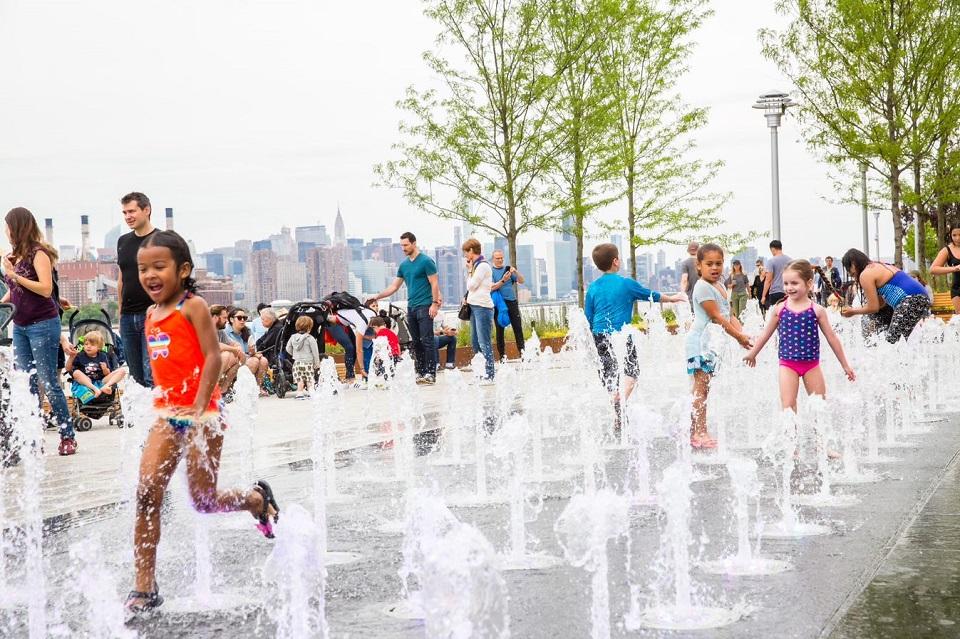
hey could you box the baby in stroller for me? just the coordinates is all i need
[66,328,126,430]
[67,330,126,403]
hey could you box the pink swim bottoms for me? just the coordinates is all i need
[779,359,820,377]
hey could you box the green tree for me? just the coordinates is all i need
[543,0,622,306]
[375,0,561,264]
[604,0,730,280]
[762,0,960,268]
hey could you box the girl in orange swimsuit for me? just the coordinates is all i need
[125,231,279,616]
[743,259,855,410]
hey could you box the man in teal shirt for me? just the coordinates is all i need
[373,232,441,384]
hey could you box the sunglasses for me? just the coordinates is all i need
[233,316,248,321]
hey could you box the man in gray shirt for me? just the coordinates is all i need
[678,242,700,309]
[761,239,792,307]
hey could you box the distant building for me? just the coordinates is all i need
[306,245,349,300]
[534,258,549,299]
[515,244,534,298]
[351,259,396,298]
[276,260,308,301]
[732,246,759,269]
[334,207,346,246]
[295,225,331,249]
[195,270,235,307]
[57,260,120,306]
[250,248,278,304]
[268,227,296,259]
[435,247,465,308]
[548,233,577,300]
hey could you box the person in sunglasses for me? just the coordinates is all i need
[223,307,269,395]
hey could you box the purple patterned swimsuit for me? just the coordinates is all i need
[778,302,820,376]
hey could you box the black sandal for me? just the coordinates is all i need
[253,480,280,539]
[125,584,164,615]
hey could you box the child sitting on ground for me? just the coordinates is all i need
[66,330,127,404]
[285,316,321,399]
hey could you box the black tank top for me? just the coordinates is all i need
[947,246,960,291]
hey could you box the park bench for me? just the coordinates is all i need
[931,291,955,319]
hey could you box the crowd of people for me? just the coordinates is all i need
[1,195,953,615]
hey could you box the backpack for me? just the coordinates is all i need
[321,291,363,313]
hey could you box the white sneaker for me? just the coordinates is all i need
[479,377,495,386]
[294,391,305,400]
[354,379,368,390]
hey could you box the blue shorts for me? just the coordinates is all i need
[686,354,717,376]
[71,380,105,405]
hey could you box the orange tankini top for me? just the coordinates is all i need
[145,294,221,416]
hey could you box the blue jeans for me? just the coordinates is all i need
[406,305,436,377]
[120,313,153,387]
[470,305,495,380]
[13,317,75,439]
[325,323,356,379]
[362,340,373,375]
[435,334,457,366]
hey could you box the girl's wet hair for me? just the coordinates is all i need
[785,259,815,282]
[140,230,197,293]
[696,243,724,261]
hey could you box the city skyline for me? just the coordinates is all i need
[1,1,896,275]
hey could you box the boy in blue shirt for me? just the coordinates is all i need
[585,243,685,405]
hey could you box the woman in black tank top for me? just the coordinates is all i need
[930,225,960,313]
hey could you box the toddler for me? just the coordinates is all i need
[285,315,321,399]
[67,330,126,404]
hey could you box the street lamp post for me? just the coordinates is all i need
[860,161,869,256]
[753,91,798,242]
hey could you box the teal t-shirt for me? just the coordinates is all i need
[397,253,438,308]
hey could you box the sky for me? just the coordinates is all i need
[0,0,891,265]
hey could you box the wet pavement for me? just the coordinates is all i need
[3,364,960,638]
[830,448,960,639]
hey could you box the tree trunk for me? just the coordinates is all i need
[914,158,925,270]
[890,165,904,267]
[576,217,585,308]
[627,167,637,281]
[936,138,948,244]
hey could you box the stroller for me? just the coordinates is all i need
[0,303,18,467]
[262,300,329,399]
[66,308,125,431]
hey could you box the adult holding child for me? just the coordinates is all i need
[462,238,496,382]
[490,249,525,360]
[372,231,441,385]
[2,207,77,455]
[117,192,158,387]
[840,248,930,343]
[928,224,960,314]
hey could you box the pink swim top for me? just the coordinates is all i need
[778,302,819,362]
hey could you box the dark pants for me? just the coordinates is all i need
[406,305,436,377]
[766,291,785,307]
[119,312,152,387]
[494,299,524,361]
[325,322,356,379]
[435,335,457,366]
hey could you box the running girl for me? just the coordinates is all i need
[743,259,855,410]
[686,243,752,449]
[126,231,279,615]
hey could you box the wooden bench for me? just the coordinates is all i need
[931,291,955,319]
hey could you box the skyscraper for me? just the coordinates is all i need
[435,246,466,308]
[295,225,331,248]
[250,246,278,304]
[306,245,349,299]
[334,207,346,246]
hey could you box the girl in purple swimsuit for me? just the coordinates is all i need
[743,260,856,410]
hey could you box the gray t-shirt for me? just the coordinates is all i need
[681,257,699,296]
[726,273,749,294]
[766,253,793,295]
[218,328,232,346]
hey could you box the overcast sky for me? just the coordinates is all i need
[0,0,889,265]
